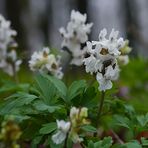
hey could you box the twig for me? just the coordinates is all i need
[111,129,124,144]
[80,142,86,148]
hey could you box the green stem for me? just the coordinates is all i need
[64,133,68,148]
[96,91,105,127]
[12,63,18,83]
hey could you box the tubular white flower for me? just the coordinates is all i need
[52,120,70,144]
[104,65,120,81]
[84,28,126,91]
[70,107,79,119]
[96,72,112,91]
[96,64,120,91]
[60,10,93,66]
[29,47,63,79]
[83,55,97,74]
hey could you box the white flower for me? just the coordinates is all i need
[118,40,131,65]
[0,50,22,76]
[104,65,119,81]
[29,47,63,79]
[83,55,97,74]
[96,72,112,91]
[4,50,22,76]
[59,10,93,66]
[70,107,79,119]
[118,55,129,65]
[52,120,71,144]
[84,28,125,91]
[96,65,120,91]
[88,28,125,58]
[0,14,21,76]
[71,10,86,24]
[0,14,17,51]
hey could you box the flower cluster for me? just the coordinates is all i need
[69,107,89,143]
[0,120,22,148]
[59,10,93,66]
[84,28,126,91]
[52,107,89,144]
[0,14,22,76]
[29,47,63,79]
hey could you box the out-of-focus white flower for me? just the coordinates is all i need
[119,40,132,54]
[52,120,70,144]
[1,50,22,76]
[0,119,22,148]
[29,47,63,79]
[0,14,21,76]
[118,55,129,65]
[0,15,17,51]
[84,28,126,91]
[118,40,132,65]
[60,10,93,66]
[70,106,79,120]
[0,49,22,77]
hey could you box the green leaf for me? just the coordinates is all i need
[111,144,125,148]
[0,80,30,94]
[31,136,43,146]
[33,100,60,113]
[39,122,57,134]
[137,113,148,127]
[101,137,113,148]
[80,87,97,108]
[34,75,56,105]
[124,104,135,115]
[67,80,87,101]
[0,92,38,114]
[124,141,142,148]
[43,74,67,101]
[114,115,131,129]
[81,125,97,133]
[88,141,94,148]
[87,137,113,148]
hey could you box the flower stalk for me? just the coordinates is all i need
[12,62,18,83]
[96,91,105,128]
